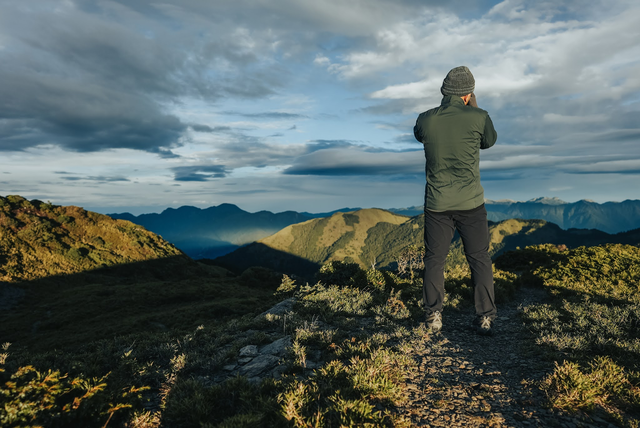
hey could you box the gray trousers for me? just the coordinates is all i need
[423,203,496,319]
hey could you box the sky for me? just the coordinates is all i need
[1,0,639,215]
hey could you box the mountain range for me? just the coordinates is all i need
[110,198,640,260]
[390,197,640,234]
[110,204,310,259]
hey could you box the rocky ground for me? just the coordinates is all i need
[397,287,618,428]
[140,287,622,427]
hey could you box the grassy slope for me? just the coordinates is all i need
[217,209,637,276]
[0,196,283,352]
[261,209,409,266]
[0,195,184,281]
[496,244,640,425]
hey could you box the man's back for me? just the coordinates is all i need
[414,95,497,211]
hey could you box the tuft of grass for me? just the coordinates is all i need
[542,357,640,413]
[279,338,412,428]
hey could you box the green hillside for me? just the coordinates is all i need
[214,208,640,276]
[0,196,283,351]
[0,195,185,282]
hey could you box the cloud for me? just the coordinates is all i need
[1,0,640,212]
[0,1,291,154]
[58,175,131,183]
[172,165,229,181]
[190,125,232,133]
[284,147,423,176]
[566,159,640,174]
[220,111,308,120]
[542,113,608,124]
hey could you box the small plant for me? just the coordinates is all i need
[396,245,424,281]
[0,364,144,428]
[276,274,298,295]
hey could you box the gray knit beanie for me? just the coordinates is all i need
[440,66,475,96]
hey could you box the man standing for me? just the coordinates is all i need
[413,66,497,335]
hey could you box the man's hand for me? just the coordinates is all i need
[469,93,478,108]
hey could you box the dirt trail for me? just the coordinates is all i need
[397,287,614,428]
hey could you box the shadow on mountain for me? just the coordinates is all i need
[207,242,322,278]
[177,243,240,259]
[498,222,609,255]
[0,254,284,352]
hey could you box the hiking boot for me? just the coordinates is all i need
[474,316,493,336]
[426,311,442,332]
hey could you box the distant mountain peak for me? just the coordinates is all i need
[527,197,567,205]
[484,198,517,205]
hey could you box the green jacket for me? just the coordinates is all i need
[413,95,497,211]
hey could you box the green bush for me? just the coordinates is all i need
[316,261,367,289]
[240,267,283,289]
[301,284,374,317]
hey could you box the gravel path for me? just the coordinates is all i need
[397,287,616,428]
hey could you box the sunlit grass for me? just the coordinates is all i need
[498,244,640,426]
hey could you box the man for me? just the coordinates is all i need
[413,66,497,336]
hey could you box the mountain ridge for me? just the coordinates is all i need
[213,208,640,277]
[389,198,640,233]
[109,204,313,259]
[109,198,640,260]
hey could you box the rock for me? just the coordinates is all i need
[270,364,288,379]
[239,345,258,357]
[222,364,237,371]
[239,354,281,377]
[258,298,295,318]
[259,336,292,356]
[305,360,322,370]
[238,357,253,364]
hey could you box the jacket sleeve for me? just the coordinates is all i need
[480,115,497,149]
[413,116,423,143]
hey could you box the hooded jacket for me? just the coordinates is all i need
[413,95,497,211]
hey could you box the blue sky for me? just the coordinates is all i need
[1,0,639,214]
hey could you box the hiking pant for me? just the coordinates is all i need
[423,203,496,319]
